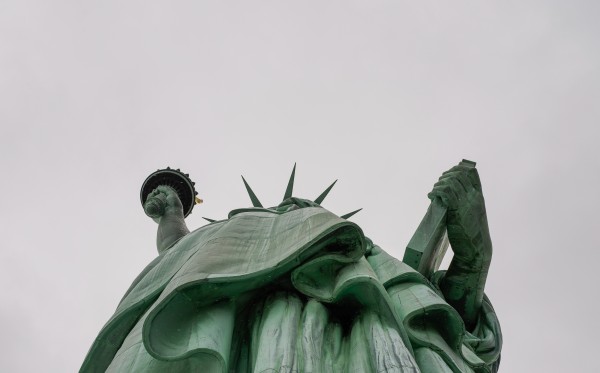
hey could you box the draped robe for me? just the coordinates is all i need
[81,206,501,373]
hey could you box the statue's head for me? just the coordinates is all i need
[274,197,320,212]
[223,164,361,221]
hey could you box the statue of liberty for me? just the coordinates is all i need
[81,160,502,372]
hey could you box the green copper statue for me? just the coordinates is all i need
[81,161,502,373]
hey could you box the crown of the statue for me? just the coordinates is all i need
[202,164,361,223]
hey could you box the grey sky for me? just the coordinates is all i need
[1,1,598,372]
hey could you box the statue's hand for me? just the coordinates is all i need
[144,185,185,221]
[427,164,491,266]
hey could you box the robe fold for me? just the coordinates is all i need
[81,207,501,373]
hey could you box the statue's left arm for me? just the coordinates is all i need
[428,164,493,330]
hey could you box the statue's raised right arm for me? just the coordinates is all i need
[428,163,493,330]
[143,185,190,253]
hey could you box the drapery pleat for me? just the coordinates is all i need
[82,207,501,373]
[231,292,419,373]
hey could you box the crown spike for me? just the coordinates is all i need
[283,163,296,201]
[314,180,337,205]
[241,176,263,207]
[202,217,217,223]
[340,208,362,220]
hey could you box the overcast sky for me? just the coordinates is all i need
[1,1,599,372]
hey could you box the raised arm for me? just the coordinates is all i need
[427,163,493,330]
[143,185,190,253]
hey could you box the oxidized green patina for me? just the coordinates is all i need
[81,161,501,372]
